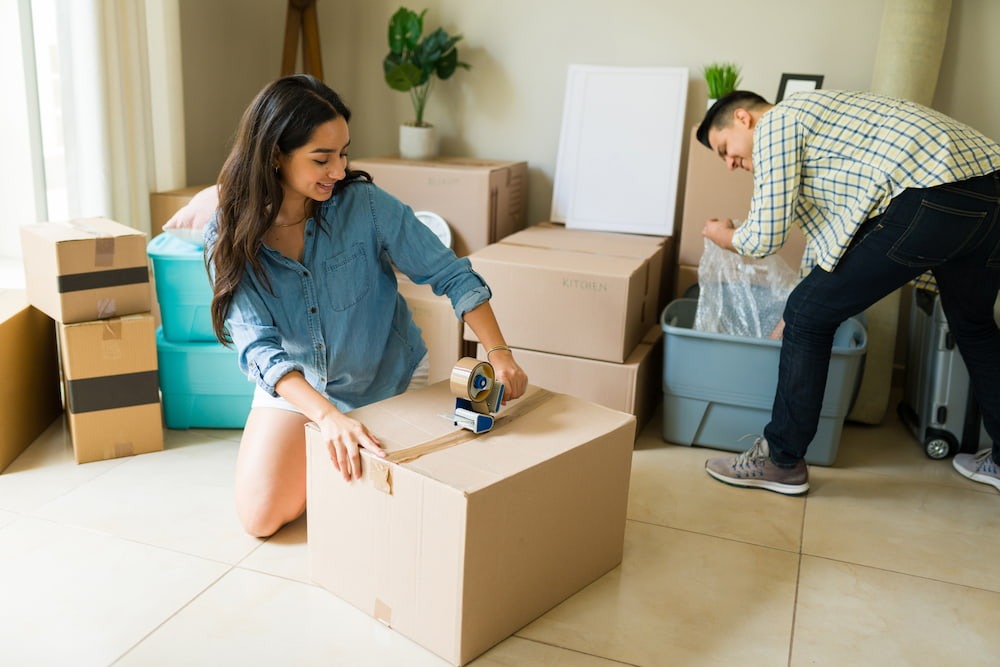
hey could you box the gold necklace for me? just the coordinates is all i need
[273,215,308,228]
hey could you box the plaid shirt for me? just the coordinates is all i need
[733,90,1000,289]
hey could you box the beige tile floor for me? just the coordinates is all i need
[1,394,998,667]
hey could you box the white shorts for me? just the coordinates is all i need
[250,353,431,414]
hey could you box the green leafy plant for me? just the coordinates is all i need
[383,7,470,127]
[703,62,742,99]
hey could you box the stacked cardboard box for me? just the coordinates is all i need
[20,218,164,463]
[465,223,670,431]
[0,290,63,472]
[307,381,636,665]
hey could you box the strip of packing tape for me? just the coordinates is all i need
[64,219,116,267]
[449,357,494,402]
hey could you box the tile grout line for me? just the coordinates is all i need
[509,635,641,666]
[787,493,809,667]
[626,516,804,556]
[109,563,238,666]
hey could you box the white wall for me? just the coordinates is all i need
[178,0,999,228]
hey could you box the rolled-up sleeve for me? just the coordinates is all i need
[369,185,493,318]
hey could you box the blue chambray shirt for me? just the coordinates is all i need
[203,181,491,413]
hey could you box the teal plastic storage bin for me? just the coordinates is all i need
[147,232,215,342]
[156,328,253,429]
[660,299,867,466]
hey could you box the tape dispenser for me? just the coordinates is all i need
[446,357,505,434]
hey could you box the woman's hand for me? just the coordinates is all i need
[316,411,385,482]
[487,349,528,404]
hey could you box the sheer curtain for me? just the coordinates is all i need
[1,0,185,279]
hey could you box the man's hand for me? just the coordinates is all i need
[702,218,737,251]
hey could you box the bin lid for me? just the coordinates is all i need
[148,230,205,257]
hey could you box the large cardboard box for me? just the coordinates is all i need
[59,313,164,463]
[149,185,211,238]
[678,126,806,268]
[465,223,668,363]
[350,157,528,257]
[0,290,62,472]
[396,274,463,384]
[307,382,635,665]
[20,218,150,324]
[477,325,662,434]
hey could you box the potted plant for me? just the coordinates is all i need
[383,6,470,160]
[703,62,742,108]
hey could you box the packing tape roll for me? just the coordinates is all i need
[450,357,494,402]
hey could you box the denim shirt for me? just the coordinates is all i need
[203,181,491,412]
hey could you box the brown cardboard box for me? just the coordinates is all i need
[396,273,463,384]
[58,313,163,463]
[678,126,806,268]
[0,290,62,472]
[465,223,668,363]
[477,325,662,434]
[350,157,528,257]
[149,185,211,238]
[20,218,151,324]
[675,263,699,300]
[307,381,635,665]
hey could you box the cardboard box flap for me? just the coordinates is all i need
[470,242,648,278]
[348,382,633,494]
[356,156,520,171]
[505,222,665,259]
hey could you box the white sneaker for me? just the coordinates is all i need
[952,449,1000,492]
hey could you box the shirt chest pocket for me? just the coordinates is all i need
[324,242,371,311]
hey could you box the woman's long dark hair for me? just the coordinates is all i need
[208,74,370,344]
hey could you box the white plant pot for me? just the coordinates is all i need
[399,123,438,160]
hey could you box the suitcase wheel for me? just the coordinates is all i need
[924,429,957,460]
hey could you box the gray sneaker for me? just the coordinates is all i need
[952,449,1000,492]
[705,437,809,495]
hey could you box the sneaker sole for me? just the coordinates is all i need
[952,461,1000,492]
[705,466,810,496]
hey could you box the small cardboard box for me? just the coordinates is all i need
[20,218,151,324]
[678,126,806,268]
[350,157,528,257]
[477,325,662,434]
[396,274,463,384]
[307,382,635,665]
[0,290,62,472]
[149,185,210,238]
[59,313,164,463]
[465,223,668,362]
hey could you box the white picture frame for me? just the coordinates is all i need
[551,65,688,236]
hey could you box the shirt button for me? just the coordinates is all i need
[316,343,324,350]
[303,270,309,277]
[310,307,317,313]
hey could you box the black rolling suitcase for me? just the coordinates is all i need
[897,289,990,459]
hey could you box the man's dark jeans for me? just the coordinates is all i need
[765,171,1000,466]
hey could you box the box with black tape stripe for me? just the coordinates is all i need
[20,217,151,324]
[58,313,164,463]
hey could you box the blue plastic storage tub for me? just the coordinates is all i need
[147,232,215,342]
[660,298,867,466]
[156,328,253,429]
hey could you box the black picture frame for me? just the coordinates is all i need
[775,73,824,103]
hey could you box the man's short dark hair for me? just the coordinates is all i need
[696,90,771,150]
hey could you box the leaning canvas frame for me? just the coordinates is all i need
[551,65,688,236]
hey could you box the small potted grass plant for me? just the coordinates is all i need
[703,62,742,108]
